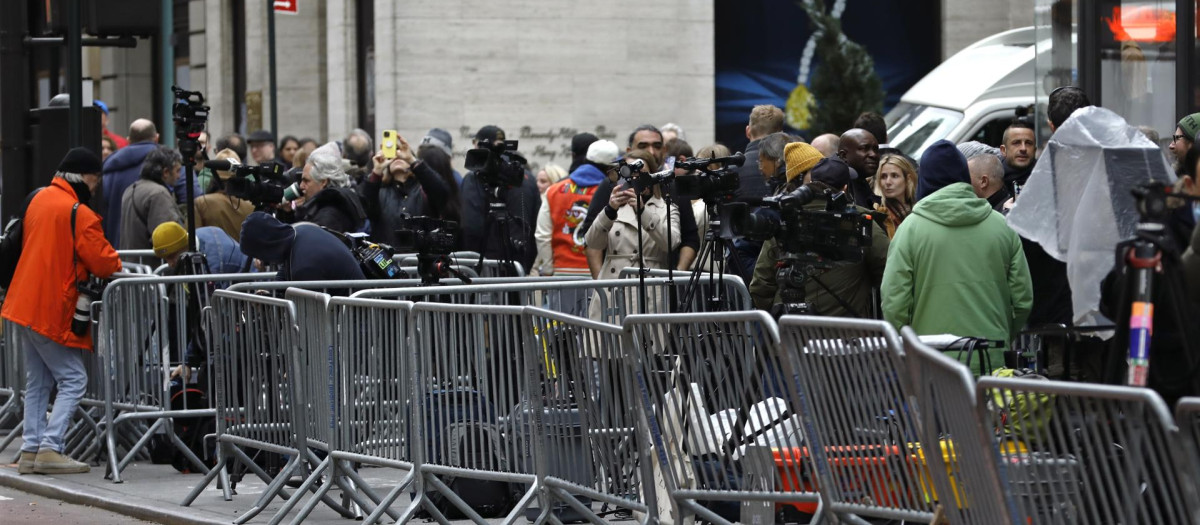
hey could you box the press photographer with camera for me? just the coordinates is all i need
[288,142,367,234]
[749,153,889,318]
[459,125,540,271]
[583,149,681,280]
[362,133,459,246]
[4,147,122,475]
[193,148,255,241]
[239,211,365,286]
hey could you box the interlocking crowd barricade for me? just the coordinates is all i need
[264,291,411,525]
[395,253,525,278]
[0,319,26,459]
[523,307,656,523]
[977,377,1200,524]
[95,273,276,483]
[410,302,541,523]
[180,290,357,525]
[900,328,1016,525]
[117,249,163,271]
[777,316,936,523]
[622,311,824,525]
[1177,397,1200,488]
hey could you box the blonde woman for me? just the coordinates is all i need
[536,164,568,194]
[872,154,918,238]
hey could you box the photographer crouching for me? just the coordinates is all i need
[747,149,890,318]
[239,211,365,290]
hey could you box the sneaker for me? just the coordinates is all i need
[17,452,36,474]
[32,449,90,474]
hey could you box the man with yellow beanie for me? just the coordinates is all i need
[749,145,891,318]
[152,222,249,274]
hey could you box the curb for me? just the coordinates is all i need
[0,467,227,525]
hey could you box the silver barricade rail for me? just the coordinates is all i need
[410,302,541,523]
[1177,397,1200,496]
[395,255,526,278]
[523,307,654,523]
[180,289,355,525]
[117,249,161,268]
[265,290,409,525]
[778,316,935,523]
[225,276,570,298]
[900,328,1015,525]
[622,311,824,525]
[0,319,26,458]
[96,273,276,483]
[976,377,1200,524]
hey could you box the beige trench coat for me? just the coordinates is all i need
[583,197,681,320]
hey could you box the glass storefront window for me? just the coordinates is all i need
[1097,0,1176,145]
[1035,0,1079,145]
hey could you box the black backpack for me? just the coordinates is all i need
[0,188,46,289]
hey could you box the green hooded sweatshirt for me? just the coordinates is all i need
[881,183,1033,375]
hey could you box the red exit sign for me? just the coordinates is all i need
[274,0,297,14]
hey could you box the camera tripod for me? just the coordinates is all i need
[772,251,862,318]
[1109,185,1200,391]
[477,188,525,279]
[676,200,747,313]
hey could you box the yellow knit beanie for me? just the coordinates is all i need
[152,222,189,258]
[784,142,824,182]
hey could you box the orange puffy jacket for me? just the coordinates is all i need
[2,178,122,350]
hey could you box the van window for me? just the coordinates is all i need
[886,104,964,158]
[969,114,1016,148]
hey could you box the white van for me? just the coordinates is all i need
[885,27,1040,158]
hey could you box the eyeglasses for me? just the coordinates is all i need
[1174,134,1189,142]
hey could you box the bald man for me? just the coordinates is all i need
[810,133,840,158]
[837,129,880,208]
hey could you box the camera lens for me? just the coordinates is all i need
[72,289,92,336]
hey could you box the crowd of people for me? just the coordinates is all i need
[6,89,1200,475]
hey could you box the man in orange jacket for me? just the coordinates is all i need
[2,147,122,475]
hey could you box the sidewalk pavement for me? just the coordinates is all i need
[0,435,490,525]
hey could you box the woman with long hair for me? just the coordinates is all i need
[194,148,255,241]
[872,153,918,238]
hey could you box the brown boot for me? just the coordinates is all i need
[32,449,90,474]
[17,452,36,474]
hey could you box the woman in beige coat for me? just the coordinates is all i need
[584,149,681,319]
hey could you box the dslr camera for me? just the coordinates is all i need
[465,140,527,189]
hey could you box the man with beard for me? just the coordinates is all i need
[1000,121,1036,195]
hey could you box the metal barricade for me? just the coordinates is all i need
[409,302,541,523]
[117,249,161,268]
[778,316,935,523]
[224,276,568,297]
[354,276,751,323]
[0,320,25,458]
[395,254,526,277]
[1177,397,1200,491]
[900,327,1015,525]
[622,311,823,525]
[263,290,409,525]
[977,377,1200,524]
[180,290,355,524]
[95,273,276,483]
[523,307,654,523]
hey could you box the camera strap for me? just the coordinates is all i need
[809,272,863,318]
[70,202,80,283]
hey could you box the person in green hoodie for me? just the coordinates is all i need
[881,139,1033,376]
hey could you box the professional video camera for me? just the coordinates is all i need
[394,216,471,285]
[465,140,527,190]
[675,151,745,204]
[616,157,678,195]
[172,86,208,160]
[731,184,874,315]
[204,158,288,208]
[324,229,403,280]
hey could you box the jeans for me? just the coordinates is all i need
[19,324,87,453]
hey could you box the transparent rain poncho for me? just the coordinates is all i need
[1007,106,1175,329]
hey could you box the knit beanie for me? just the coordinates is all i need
[1180,113,1200,142]
[239,211,296,264]
[916,140,971,200]
[152,222,189,258]
[808,157,852,189]
[57,147,103,175]
[784,142,824,182]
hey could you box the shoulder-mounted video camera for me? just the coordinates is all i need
[675,151,745,203]
[172,86,209,158]
[204,158,286,208]
[466,140,527,189]
[730,183,873,264]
